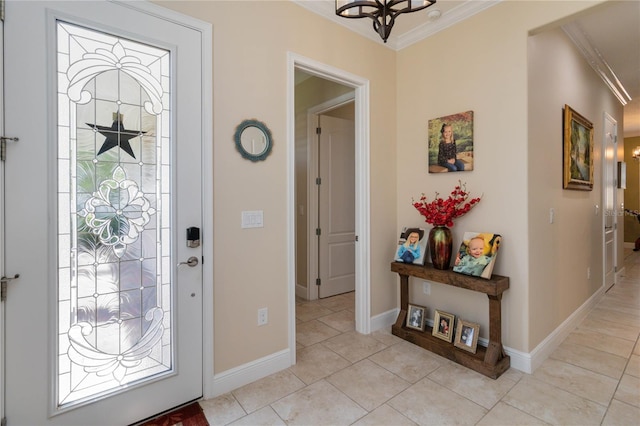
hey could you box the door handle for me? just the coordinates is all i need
[177,256,199,267]
[0,273,20,283]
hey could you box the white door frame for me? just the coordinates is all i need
[306,92,356,301]
[602,111,618,290]
[287,52,371,364]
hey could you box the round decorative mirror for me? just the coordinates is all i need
[233,119,273,161]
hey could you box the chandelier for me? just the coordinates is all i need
[336,0,437,43]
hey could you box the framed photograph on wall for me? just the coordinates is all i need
[432,310,455,342]
[406,304,427,331]
[427,110,474,173]
[454,319,480,353]
[563,104,593,190]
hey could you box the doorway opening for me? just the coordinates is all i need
[287,53,371,364]
[603,112,618,292]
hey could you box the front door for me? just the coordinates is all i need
[3,2,205,424]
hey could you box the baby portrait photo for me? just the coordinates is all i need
[427,110,474,173]
[394,227,428,265]
[453,232,502,279]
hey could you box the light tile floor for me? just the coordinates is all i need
[200,252,640,425]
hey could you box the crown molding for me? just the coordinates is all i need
[293,0,502,51]
[396,0,501,50]
[562,21,631,106]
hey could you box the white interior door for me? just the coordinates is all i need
[3,1,204,424]
[603,112,617,291]
[317,113,355,298]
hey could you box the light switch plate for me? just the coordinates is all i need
[241,210,264,228]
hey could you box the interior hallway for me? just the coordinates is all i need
[199,252,640,425]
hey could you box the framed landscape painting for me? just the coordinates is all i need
[563,104,593,190]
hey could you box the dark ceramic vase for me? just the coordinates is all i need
[429,226,452,270]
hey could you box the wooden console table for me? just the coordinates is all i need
[390,262,510,379]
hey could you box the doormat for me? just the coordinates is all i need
[139,401,209,426]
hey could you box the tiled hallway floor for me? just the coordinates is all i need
[200,253,640,425]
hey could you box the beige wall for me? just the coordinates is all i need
[155,0,397,373]
[153,0,625,374]
[528,25,623,348]
[396,0,616,353]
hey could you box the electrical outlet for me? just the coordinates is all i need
[587,267,591,280]
[423,281,431,295]
[258,307,268,326]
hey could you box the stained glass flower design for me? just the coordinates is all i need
[79,166,156,258]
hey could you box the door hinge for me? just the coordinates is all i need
[355,235,359,242]
[316,228,321,236]
[316,177,321,185]
[316,278,321,286]
[316,127,321,135]
[1,136,19,161]
[1,274,20,302]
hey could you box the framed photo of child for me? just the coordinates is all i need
[453,232,502,279]
[427,110,474,173]
[432,310,455,343]
[454,319,480,353]
[406,304,427,331]
[393,227,428,265]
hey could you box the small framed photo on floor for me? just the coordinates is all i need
[432,310,455,342]
[406,304,427,331]
[454,319,480,353]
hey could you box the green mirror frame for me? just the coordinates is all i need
[233,119,273,162]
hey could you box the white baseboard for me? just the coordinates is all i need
[365,294,605,376]
[295,283,308,300]
[206,349,291,399]
[370,308,399,332]
[623,242,635,249]
[205,288,604,399]
[523,284,605,373]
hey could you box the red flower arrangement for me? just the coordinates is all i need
[413,181,481,227]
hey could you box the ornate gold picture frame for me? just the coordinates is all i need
[432,310,455,342]
[563,105,593,190]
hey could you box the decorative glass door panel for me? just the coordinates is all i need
[56,21,171,407]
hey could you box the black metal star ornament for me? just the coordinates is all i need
[87,114,146,159]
